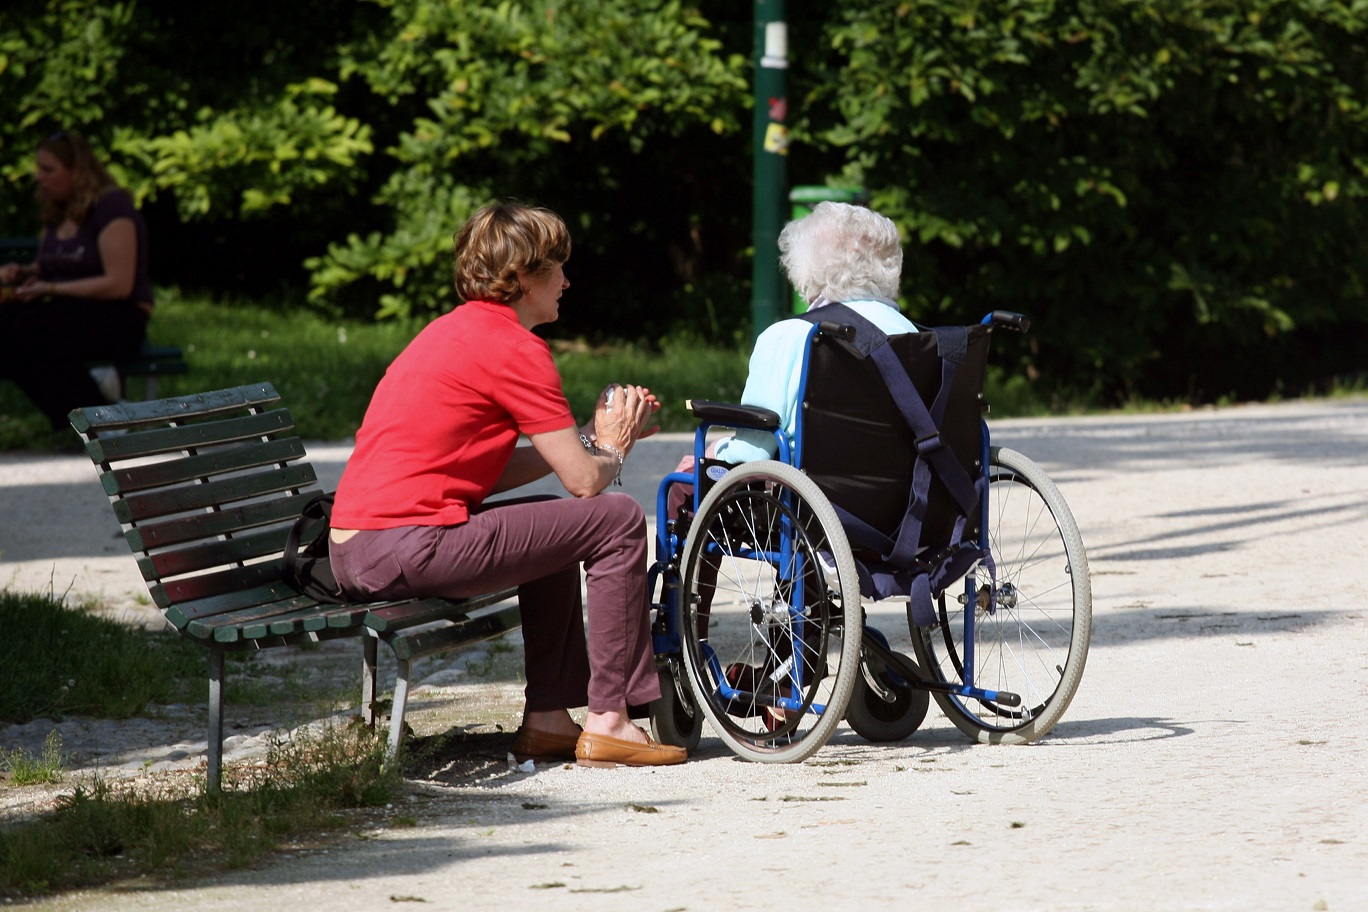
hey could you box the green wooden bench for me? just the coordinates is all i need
[68,382,521,791]
[88,342,190,401]
[0,235,38,264]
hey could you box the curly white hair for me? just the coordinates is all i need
[778,200,902,306]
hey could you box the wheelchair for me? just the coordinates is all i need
[645,309,1092,762]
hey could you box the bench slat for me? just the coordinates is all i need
[70,382,281,432]
[86,409,295,465]
[115,464,318,523]
[365,591,516,633]
[128,497,302,551]
[231,606,371,644]
[105,437,308,496]
[162,581,313,628]
[191,602,370,643]
[245,605,367,641]
[137,529,288,581]
[266,605,371,638]
[383,604,524,662]
[148,559,289,606]
[180,593,329,641]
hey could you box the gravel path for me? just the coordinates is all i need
[3,399,1367,911]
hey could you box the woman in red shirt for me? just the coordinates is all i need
[329,201,686,768]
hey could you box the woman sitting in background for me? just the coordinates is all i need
[0,129,154,427]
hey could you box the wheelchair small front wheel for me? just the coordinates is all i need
[912,446,1091,744]
[678,460,863,763]
[650,662,702,751]
[846,650,930,743]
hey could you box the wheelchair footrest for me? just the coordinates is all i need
[860,627,1020,706]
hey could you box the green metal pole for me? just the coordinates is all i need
[750,0,788,342]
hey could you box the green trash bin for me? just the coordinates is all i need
[787,186,868,313]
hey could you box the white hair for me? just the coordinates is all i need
[778,200,903,305]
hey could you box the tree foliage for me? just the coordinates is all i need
[804,0,1368,400]
[308,0,750,323]
[2,0,1366,402]
[0,0,752,338]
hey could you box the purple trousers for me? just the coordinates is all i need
[330,492,659,713]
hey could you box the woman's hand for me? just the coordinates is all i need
[12,218,138,304]
[592,383,660,453]
[13,278,52,302]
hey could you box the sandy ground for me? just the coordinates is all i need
[2,399,1367,911]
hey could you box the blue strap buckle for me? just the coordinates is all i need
[914,431,943,454]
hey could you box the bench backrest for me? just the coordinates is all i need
[69,382,329,638]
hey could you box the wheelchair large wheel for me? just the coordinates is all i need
[911,446,1091,744]
[679,461,863,763]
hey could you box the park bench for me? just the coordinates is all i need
[90,341,190,401]
[68,381,521,792]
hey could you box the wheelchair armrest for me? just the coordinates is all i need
[686,399,781,430]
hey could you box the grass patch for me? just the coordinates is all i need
[0,592,412,900]
[556,333,749,432]
[0,591,206,724]
[0,720,401,899]
[2,286,1153,453]
[0,289,752,450]
[3,286,1365,452]
[0,592,359,727]
[0,732,64,787]
[29,284,1345,451]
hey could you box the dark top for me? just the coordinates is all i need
[37,188,153,309]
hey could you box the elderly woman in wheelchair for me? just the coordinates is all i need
[648,202,1093,763]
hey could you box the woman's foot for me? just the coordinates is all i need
[575,709,687,767]
[511,708,582,762]
[575,725,687,768]
[581,709,649,744]
[522,708,581,738]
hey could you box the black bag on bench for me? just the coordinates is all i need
[283,493,346,603]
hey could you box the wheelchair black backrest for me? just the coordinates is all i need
[794,309,992,550]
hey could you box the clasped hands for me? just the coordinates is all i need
[590,383,660,457]
[0,263,47,302]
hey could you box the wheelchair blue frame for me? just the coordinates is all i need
[648,311,1023,735]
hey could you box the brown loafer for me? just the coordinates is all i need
[510,726,581,763]
[575,728,688,768]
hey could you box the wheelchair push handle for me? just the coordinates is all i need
[986,310,1030,332]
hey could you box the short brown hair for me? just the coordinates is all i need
[453,201,571,304]
[36,129,119,229]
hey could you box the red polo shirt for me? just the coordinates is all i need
[332,300,575,529]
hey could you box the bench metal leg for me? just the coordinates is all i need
[207,647,225,794]
[386,657,413,760]
[361,634,379,728]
